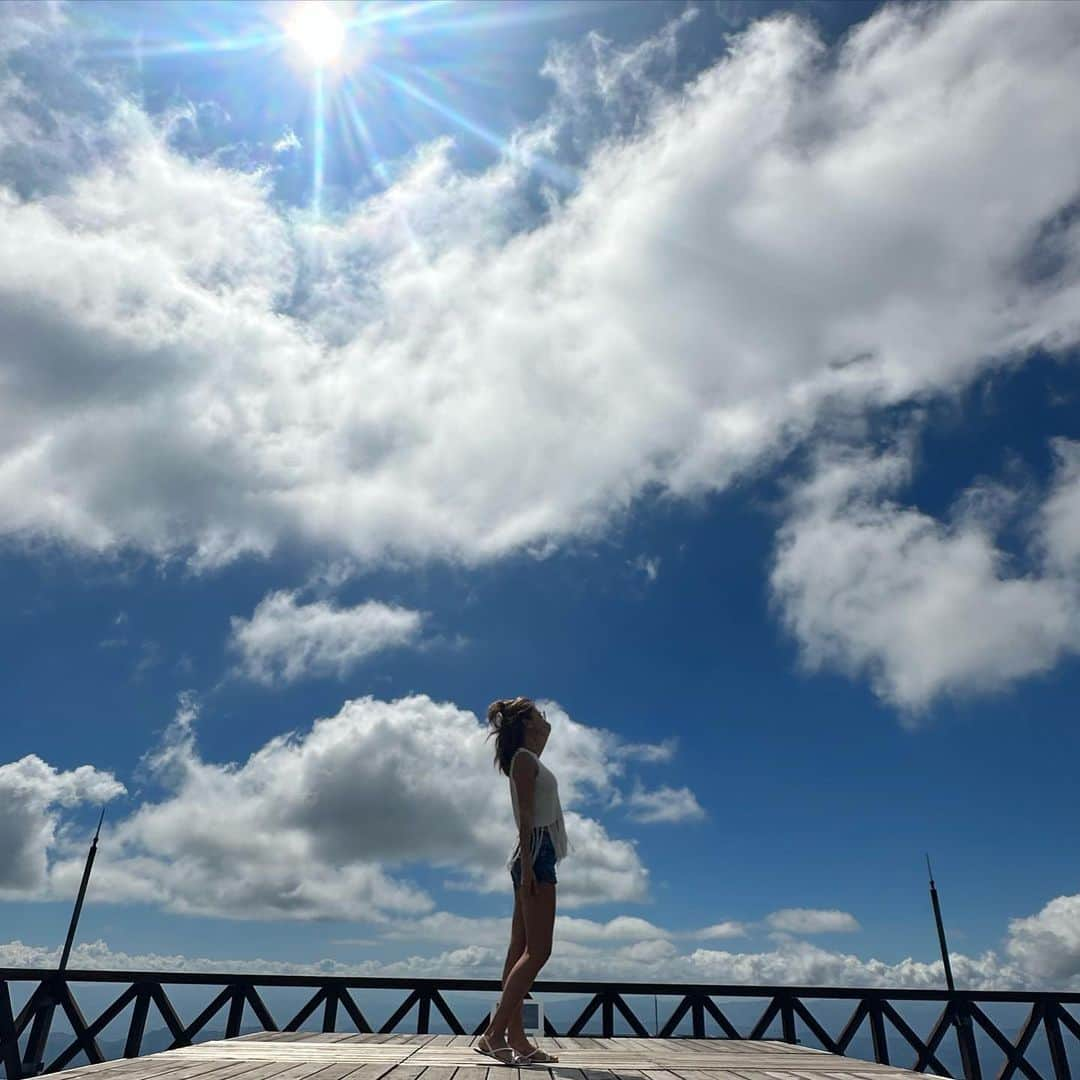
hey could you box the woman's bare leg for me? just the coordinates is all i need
[497,886,539,1052]
[484,883,556,1051]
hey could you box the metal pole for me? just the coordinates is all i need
[58,808,105,973]
[927,855,981,1080]
[21,810,106,1077]
[927,855,955,993]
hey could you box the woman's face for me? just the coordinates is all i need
[526,708,551,745]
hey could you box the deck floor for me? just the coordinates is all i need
[42,1033,934,1080]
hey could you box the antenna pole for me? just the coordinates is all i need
[926,855,981,1080]
[58,807,105,973]
[926,854,956,993]
[21,810,107,1077]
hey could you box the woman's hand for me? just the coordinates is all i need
[523,866,538,896]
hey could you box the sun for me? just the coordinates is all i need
[285,1,346,68]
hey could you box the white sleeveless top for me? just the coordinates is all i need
[506,746,574,869]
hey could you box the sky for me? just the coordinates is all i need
[2,0,1080,1034]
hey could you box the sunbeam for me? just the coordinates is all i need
[313,67,327,216]
[338,74,395,190]
[74,0,593,222]
[373,64,579,194]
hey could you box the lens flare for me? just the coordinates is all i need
[286,2,346,68]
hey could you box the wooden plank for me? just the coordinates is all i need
[417,1067,458,1080]
[568,1038,607,1052]
[43,1059,184,1080]
[335,1065,417,1080]
[248,1061,350,1080]
[165,1044,410,1058]
[122,1056,276,1080]
[667,1041,711,1054]
[557,1038,591,1053]
[127,1057,303,1080]
[600,1038,656,1053]
[308,1065,398,1080]
[46,1057,260,1080]
[665,1070,760,1080]
[380,1066,428,1080]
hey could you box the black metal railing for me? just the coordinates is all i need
[3,970,1078,1080]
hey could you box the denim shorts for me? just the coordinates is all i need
[510,828,558,888]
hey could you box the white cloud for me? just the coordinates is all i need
[683,939,1023,991]
[0,933,1036,990]
[0,937,380,977]
[1040,438,1080,575]
[1006,893,1080,982]
[629,554,661,582]
[623,782,707,824]
[770,439,1080,712]
[272,128,301,154]
[228,589,426,685]
[696,921,750,940]
[613,737,678,764]
[12,692,694,918]
[0,2,1076,578]
[557,915,674,944]
[766,908,861,934]
[0,756,125,896]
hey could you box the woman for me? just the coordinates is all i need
[474,697,571,1066]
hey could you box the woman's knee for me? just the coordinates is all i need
[525,943,552,966]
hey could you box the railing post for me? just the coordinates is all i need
[226,985,246,1039]
[954,999,982,1080]
[602,993,614,1037]
[124,986,152,1058]
[780,995,797,1045]
[691,994,705,1037]
[1,980,23,1080]
[868,998,889,1065]
[21,984,56,1078]
[322,989,339,1034]
[417,991,430,1034]
[1045,1002,1072,1080]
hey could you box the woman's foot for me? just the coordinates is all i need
[474,1032,514,1064]
[511,1045,559,1065]
[506,1030,558,1063]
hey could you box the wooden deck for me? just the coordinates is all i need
[41,1033,933,1080]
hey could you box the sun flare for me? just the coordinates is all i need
[285,1,346,68]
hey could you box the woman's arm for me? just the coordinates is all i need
[512,752,538,876]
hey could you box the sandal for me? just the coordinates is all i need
[473,1035,515,1065]
[512,1046,559,1065]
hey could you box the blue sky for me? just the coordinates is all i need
[2,0,1080,1009]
